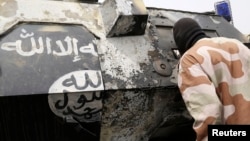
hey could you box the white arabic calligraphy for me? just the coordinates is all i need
[49,70,104,93]
[0,28,98,60]
[20,29,34,38]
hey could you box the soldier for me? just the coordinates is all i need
[173,18,250,141]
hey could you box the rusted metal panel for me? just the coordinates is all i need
[100,89,194,141]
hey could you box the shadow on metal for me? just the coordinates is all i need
[0,94,101,141]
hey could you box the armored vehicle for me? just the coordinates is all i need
[0,0,248,141]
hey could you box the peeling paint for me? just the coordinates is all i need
[0,0,105,38]
[101,90,154,141]
[98,36,152,86]
[100,0,148,37]
[101,88,192,141]
[0,1,248,141]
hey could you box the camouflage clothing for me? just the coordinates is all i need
[178,37,250,141]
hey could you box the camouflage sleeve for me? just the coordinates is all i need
[178,58,223,141]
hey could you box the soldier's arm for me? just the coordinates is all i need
[178,61,223,141]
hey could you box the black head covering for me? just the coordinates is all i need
[173,18,209,56]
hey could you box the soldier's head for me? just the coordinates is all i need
[173,18,208,56]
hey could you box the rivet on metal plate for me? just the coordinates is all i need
[153,59,172,77]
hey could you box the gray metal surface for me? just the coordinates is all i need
[0,0,248,96]
[0,0,105,37]
[100,0,148,37]
[0,0,248,141]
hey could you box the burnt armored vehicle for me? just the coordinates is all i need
[0,0,248,141]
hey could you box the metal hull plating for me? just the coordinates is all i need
[0,0,248,141]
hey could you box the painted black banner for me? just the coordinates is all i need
[0,23,102,96]
[208,125,250,140]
